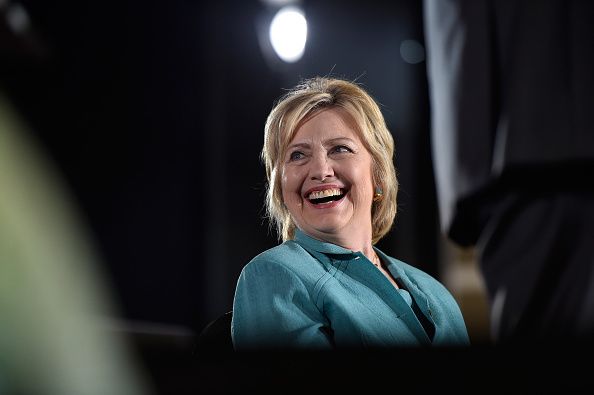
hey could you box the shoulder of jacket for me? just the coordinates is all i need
[242,240,310,273]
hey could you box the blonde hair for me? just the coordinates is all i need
[262,77,398,244]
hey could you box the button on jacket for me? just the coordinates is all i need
[232,230,470,349]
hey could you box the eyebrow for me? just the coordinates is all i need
[324,137,356,146]
[287,142,311,151]
[287,137,357,151]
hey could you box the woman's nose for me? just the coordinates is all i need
[309,153,334,181]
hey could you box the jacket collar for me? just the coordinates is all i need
[294,229,417,293]
[294,229,357,255]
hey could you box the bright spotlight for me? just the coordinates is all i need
[269,6,307,63]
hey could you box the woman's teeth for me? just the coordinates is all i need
[307,188,343,200]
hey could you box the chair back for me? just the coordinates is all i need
[196,311,233,352]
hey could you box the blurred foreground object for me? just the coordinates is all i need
[0,93,151,394]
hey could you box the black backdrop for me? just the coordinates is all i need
[2,0,436,334]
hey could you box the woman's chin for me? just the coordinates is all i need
[301,217,349,238]
[301,199,352,231]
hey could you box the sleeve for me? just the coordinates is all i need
[231,258,333,350]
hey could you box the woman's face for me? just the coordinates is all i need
[281,107,374,244]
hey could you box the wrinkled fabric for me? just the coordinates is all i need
[232,230,470,349]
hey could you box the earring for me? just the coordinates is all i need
[373,186,383,202]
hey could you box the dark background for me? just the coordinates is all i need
[2,0,436,335]
[4,2,593,393]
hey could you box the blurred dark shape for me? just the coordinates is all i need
[196,310,234,353]
[424,0,594,343]
[0,0,49,62]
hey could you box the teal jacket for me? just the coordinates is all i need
[232,230,470,349]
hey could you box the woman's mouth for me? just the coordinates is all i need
[306,188,347,206]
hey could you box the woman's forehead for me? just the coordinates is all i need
[285,107,364,146]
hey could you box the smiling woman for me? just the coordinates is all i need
[281,108,375,251]
[231,77,470,349]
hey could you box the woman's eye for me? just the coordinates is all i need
[331,145,353,154]
[289,151,305,161]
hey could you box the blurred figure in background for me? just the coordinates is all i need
[0,2,151,394]
[423,0,594,344]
